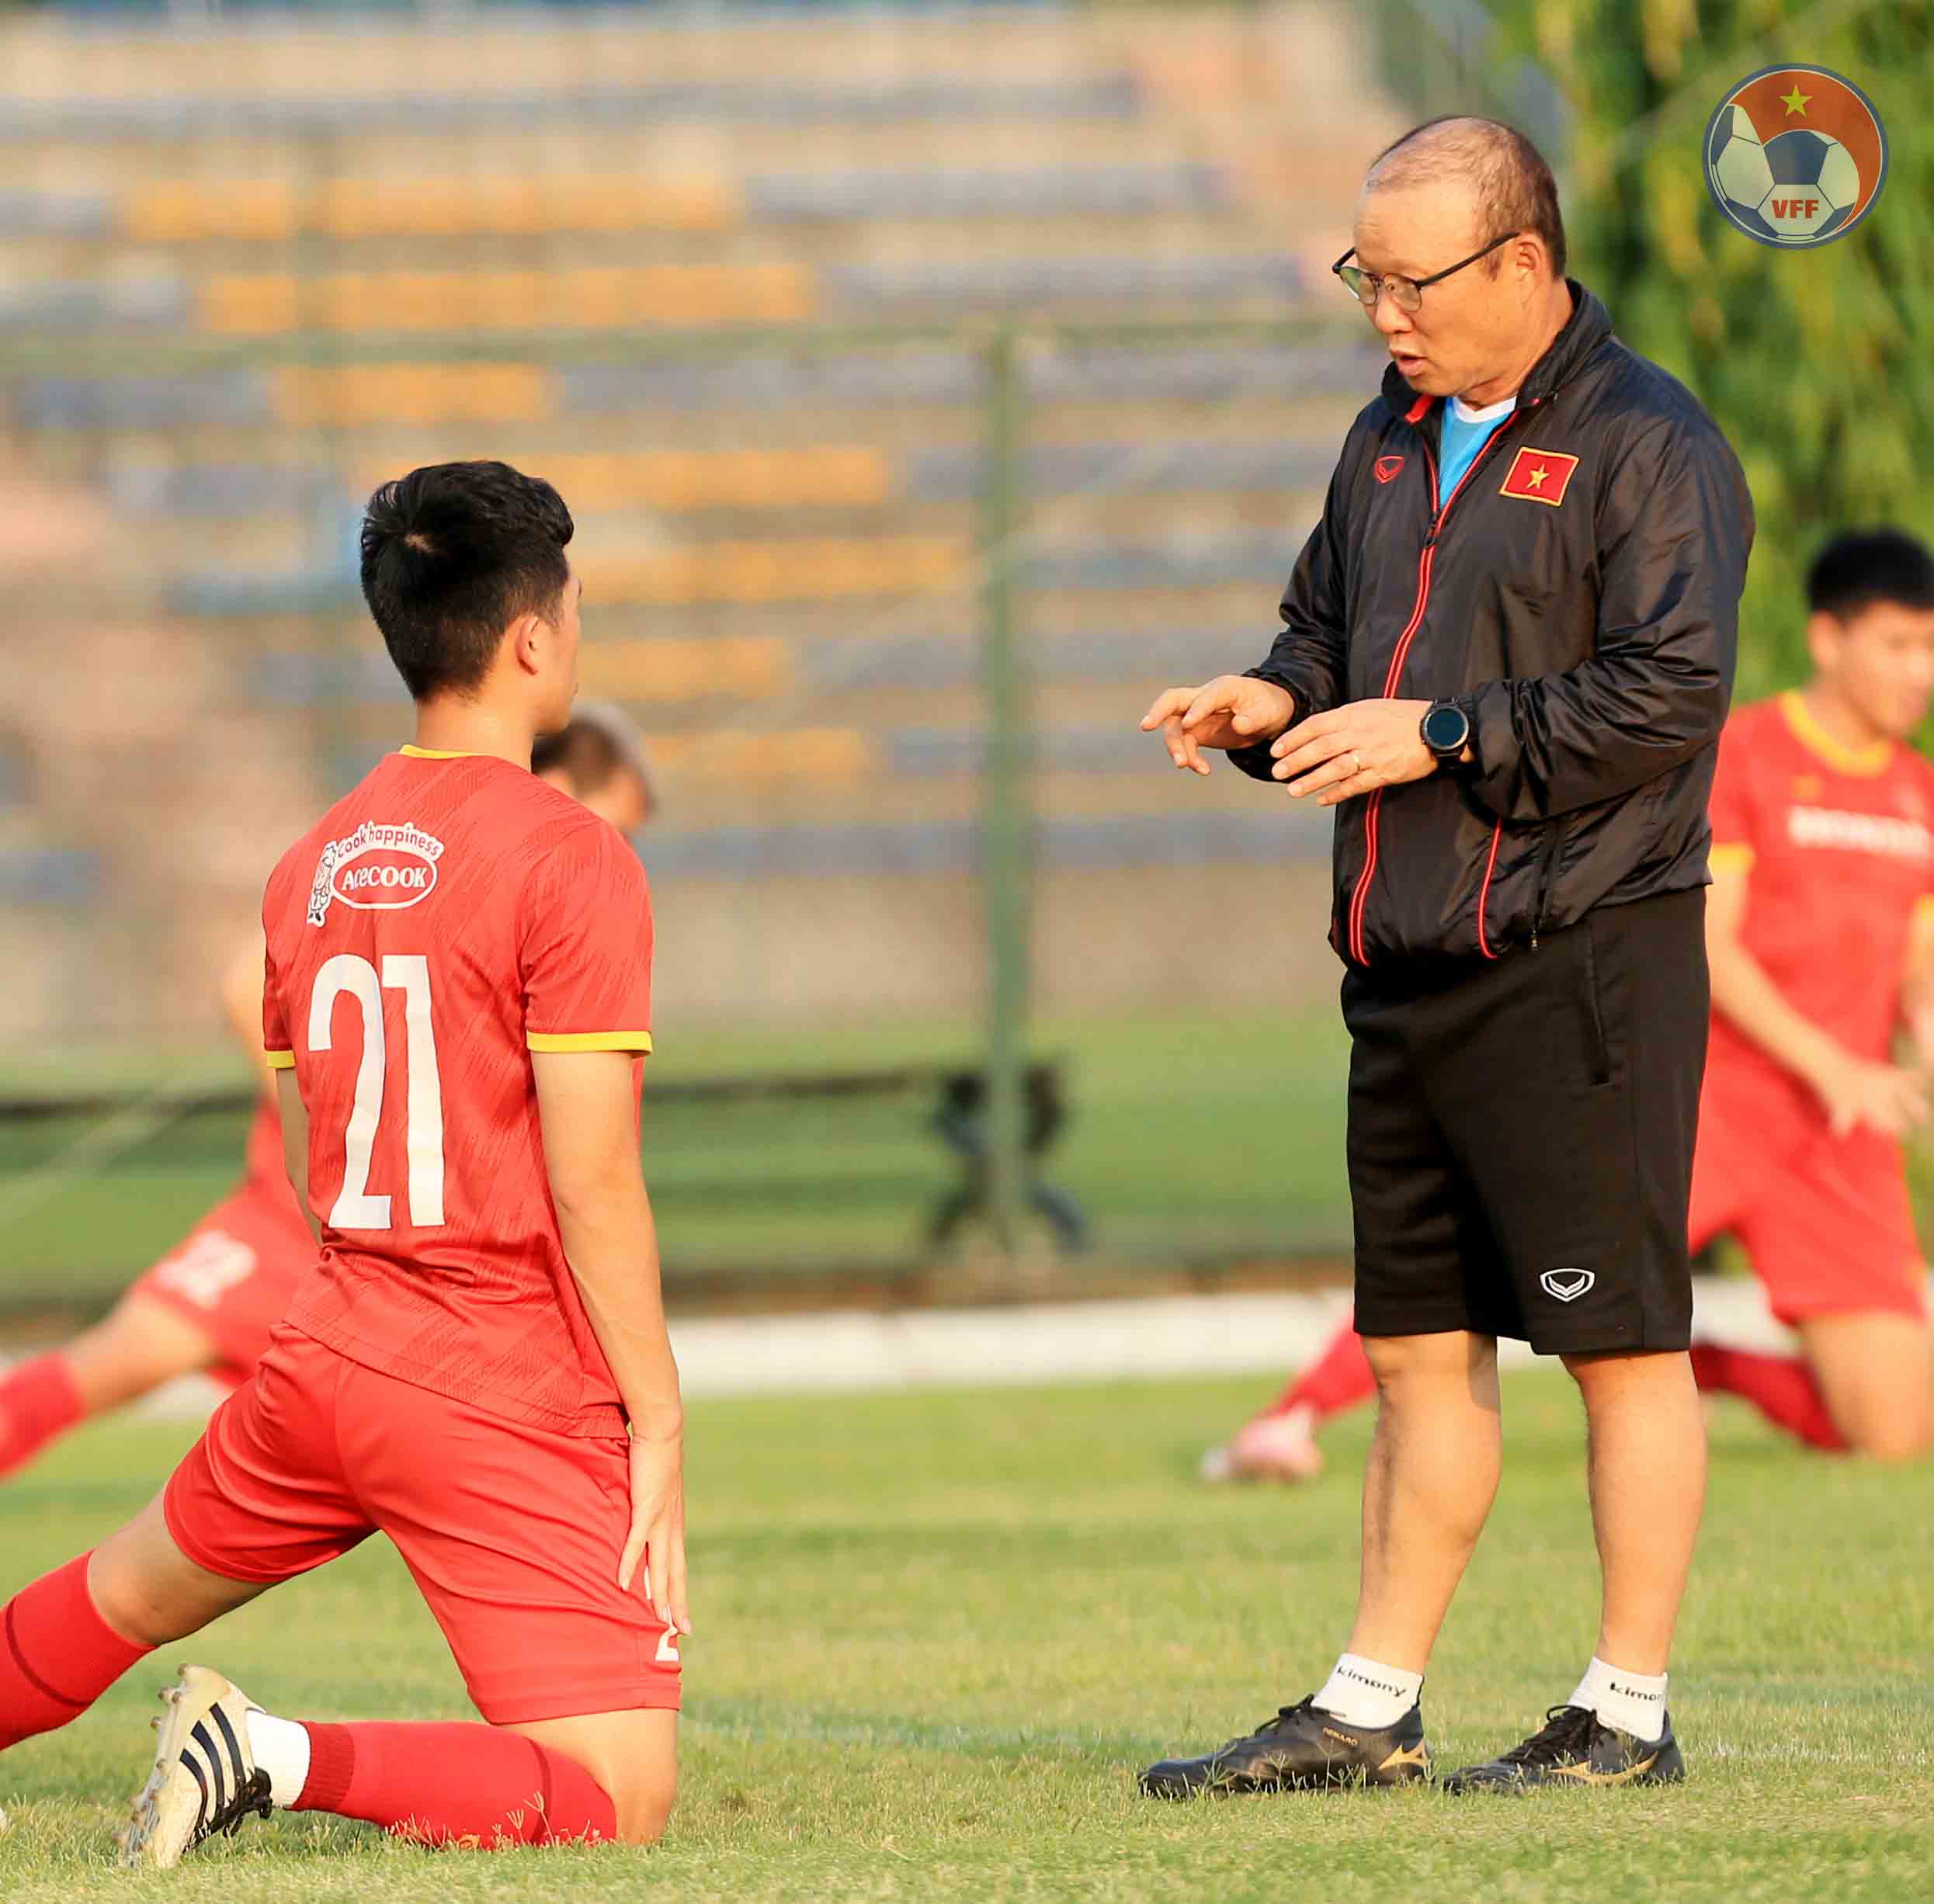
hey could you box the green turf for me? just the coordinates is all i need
[1,1371,1929,1902]
[0,1009,1355,1309]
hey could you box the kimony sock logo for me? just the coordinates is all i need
[1704,67,1887,248]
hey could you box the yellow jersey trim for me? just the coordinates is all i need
[399,744,481,760]
[527,1030,655,1054]
[1708,842,1755,876]
[1779,692,1891,779]
[265,1048,297,1070]
[1915,894,1934,926]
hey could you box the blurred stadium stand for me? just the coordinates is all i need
[0,3,1422,1061]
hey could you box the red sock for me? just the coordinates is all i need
[1263,1318,1377,1423]
[0,1352,86,1478]
[295,1721,618,1846]
[2,1553,153,1750]
[1690,1344,1848,1452]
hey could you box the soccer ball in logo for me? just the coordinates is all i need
[1703,67,1887,248]
[1760,128,1861,239]
[1707,105,1776,236]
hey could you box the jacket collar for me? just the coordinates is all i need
[1380,279,1613,424]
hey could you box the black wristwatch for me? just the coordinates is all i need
[1420,698,1473,768]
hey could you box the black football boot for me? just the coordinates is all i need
[1139,1694,1431,1798]
[1443,1704,1686,1793]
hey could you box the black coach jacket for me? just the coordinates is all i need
[1236,280,1755,969]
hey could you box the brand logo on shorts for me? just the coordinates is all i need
[307,820,446,925]
[1540,1268,1596,1303]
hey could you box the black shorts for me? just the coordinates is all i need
[1343,887,1707,1354]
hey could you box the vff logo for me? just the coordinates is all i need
[1540,1268,1595,1303]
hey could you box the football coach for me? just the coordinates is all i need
[1138,116,1754,1795]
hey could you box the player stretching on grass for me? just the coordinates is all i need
[1201,529,1934,1479]
[0,462,687,1859]
[0,708,655,1483]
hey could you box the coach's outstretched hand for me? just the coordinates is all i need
[621,1430,691,1638]
[1141,676,1296,775]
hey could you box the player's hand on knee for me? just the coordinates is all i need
[1140,676,1295,775]
[1812,1052,1930,1138]
[620,1431,690,1639]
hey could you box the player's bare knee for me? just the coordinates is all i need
[68,1296,210,1408]
[1843,1419,1932,1464]
[64,1315,164,1408]
[606,1770,675,1846]
[86,1550,179,1647]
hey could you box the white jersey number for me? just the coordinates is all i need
[307,953,446,1229]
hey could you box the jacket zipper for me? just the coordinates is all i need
[1345,397,1544,967]
[1529,819,1568,949]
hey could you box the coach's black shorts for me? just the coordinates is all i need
[1343,888,1707,1354]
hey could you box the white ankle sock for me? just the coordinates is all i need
[1569,1657,1668,1742]
[1314,1653,1423,1729]
[245,1708,311,1809]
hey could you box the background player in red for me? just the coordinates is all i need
[1203,527,1934,1480]
[1688,528,1934,1459]
[0,709,656,1482]
[0,461,689,1861]
[0,939,309,1481]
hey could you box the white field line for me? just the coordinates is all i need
[1,1275,1857,1421]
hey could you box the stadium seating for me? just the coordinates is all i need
[0,5,1408,1039]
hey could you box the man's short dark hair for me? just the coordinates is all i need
[1367,116,1567,279]
[532,717,629,793]
[1807,528,1934,623]
[359,460,574,702]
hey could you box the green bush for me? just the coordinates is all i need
[1495,0,1932,695]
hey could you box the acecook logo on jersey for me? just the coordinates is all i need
[307,820,446,925]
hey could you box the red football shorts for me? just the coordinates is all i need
[164,1327,682,1725]
[130,1188,314,1384]
[1689,1092,1927,1325]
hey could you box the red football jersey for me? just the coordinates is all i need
[1705,692,1934,1118]
[262,746,654,1438]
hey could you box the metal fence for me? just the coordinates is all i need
[1,303,1381,1311]
[0,0,1531,1309]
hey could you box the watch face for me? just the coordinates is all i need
[1423,703,1468,753]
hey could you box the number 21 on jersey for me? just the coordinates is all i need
[309,952,446,1229]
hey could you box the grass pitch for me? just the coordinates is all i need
[1,1370,1930,1902]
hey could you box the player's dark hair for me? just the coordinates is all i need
[1367,116,1568,279]
[359,461,574,702]
[1807,528,1934,623]
[532,718,628,793]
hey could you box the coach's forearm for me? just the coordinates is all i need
[554,1177,685,1441]
[1707,935,1847,1094]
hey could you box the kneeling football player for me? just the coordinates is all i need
[2,463,687,1859]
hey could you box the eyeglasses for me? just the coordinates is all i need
[1331,231,1521,314]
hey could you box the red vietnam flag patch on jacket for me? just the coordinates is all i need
[1499,446,1580,507]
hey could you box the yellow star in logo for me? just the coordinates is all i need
[1779,83,1811,116]
[1526,465,1547,488]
